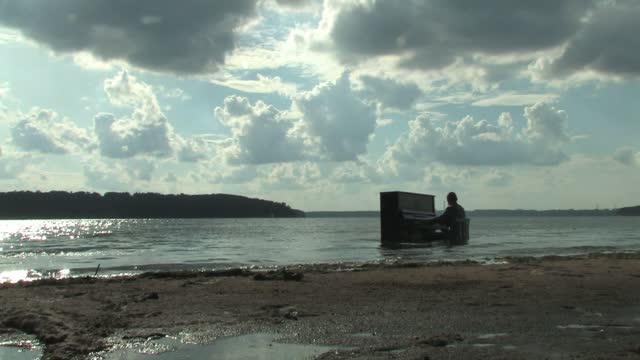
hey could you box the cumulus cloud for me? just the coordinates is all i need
[212,73,378,165]
[613,147,638,166]
[262,162,322,190]
[83,161,129,191]
[320,0,591,70]
[330,161,380,184]
[0,0,259,74]
[176,137,213,163]
[382,103,571,174]
[94,71,175,158]
[94,113,173,159]
[208,165,259,184]
[544,1,640,78]
[485,170,514,187]
[104,70,160,112]
[0,81,10,121]
[0,150,29,179]
[356,75,421,110]
[127,158,156,181]
[295,72,377,161]
[215,95,305,165]
[10,108,93,154]
[96,71,214,162]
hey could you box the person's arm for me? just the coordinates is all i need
[432,206,455,225]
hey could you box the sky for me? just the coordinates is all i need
[0,0,639,211]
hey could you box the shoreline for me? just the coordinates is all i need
[1,252,640,359]
[4,250,640,285]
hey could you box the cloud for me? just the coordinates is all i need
[215,95,305,165]
[544,1,640,78]
[484,170,514,187]
[0,0,259,74]
[10,108,93,154]
[382,103,571,174]
[0,81,8,99]
[472,93,559,107]
[330,161,380,184]
[208,165,258,184]
[127,158,156,181]
[164,172,178,183]
[94,71,175,158]
[294,72,376,161]
[0,82,8,121]
[94,113,173,159]
[83,161,129,191]
[176,137,213,163]
[155,86,191,102]
[320,0,591,70]
[0,150,29,179]
[613,147,638,166]
[104,70,160,112]
[274,0,314,9]
[356,75,421,110]
[261,162,322,190]
[209,74,299,96]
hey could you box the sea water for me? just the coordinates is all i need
[0,216,639,283]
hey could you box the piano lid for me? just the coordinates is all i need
[396,192,436,216]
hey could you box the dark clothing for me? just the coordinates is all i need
[433,203,466,228]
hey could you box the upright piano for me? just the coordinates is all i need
[380,191,469,245]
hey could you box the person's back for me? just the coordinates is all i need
[433,192,465,228]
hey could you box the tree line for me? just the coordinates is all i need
[616,205,640,216]
[0,191,305,219]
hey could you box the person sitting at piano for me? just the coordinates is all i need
[430,192,466,229]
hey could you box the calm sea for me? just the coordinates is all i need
[1,216,639,283]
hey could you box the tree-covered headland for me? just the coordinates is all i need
[0,191,305,219]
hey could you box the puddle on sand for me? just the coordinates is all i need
[103,333,335,360]
[557,324,602,330]
[476,333,508,340]
[0,341,42,360]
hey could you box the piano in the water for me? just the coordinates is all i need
[380,191,470,245]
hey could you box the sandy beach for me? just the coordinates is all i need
[1,253,640,360]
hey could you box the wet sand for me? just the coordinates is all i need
[1,253,640,359]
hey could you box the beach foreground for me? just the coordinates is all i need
[1,254,640,360]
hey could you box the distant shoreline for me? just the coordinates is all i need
[0,191,305,219]
[306,208,639,217]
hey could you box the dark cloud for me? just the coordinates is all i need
[0,0,258,74]
[274,0,313,9]
[328,0,592,69]
[358,75,421,109]
[547,2,640,77]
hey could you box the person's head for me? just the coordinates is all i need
[446,192,458,205]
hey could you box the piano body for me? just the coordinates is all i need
[380,191,469,245]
